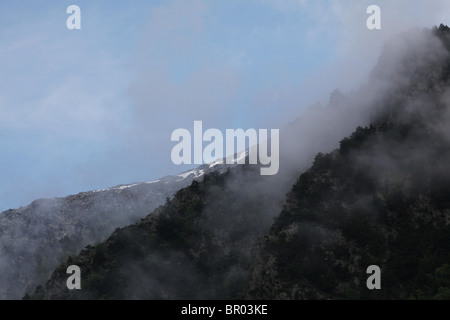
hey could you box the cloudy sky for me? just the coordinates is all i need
[1,0,450,211]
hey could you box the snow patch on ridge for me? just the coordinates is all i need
[177,169,205,181]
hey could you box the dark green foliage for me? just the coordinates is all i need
[256,26,450,297]
[259,102,450,299]
[29,167,284,299]
[28,24,450,301]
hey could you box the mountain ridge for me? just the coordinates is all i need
[27,25,450,300]
[0,160,230,299]
[13,24,450,300]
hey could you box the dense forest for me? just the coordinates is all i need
[27,25,450,300]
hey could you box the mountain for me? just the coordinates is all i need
[25,25,450,299]
[245,116,450,299]
[0,162,228,300]
[27,164,287,299]
[246,24,450,300]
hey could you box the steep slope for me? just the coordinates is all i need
[0,163,225,300]
[245,25,450,300]
[246,124,450,299]
[5,81,373,301]
[28,25,450,300]
[28,166,285,299]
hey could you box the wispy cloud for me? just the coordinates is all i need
[2,0,450,211]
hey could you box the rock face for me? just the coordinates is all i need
[20,25,450,300]
[0,163,226,300]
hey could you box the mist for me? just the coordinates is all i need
[26,23,450,300]
[4,0,450,212]
[2,0,450,300]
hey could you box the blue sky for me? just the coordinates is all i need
[1,0,450,211]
